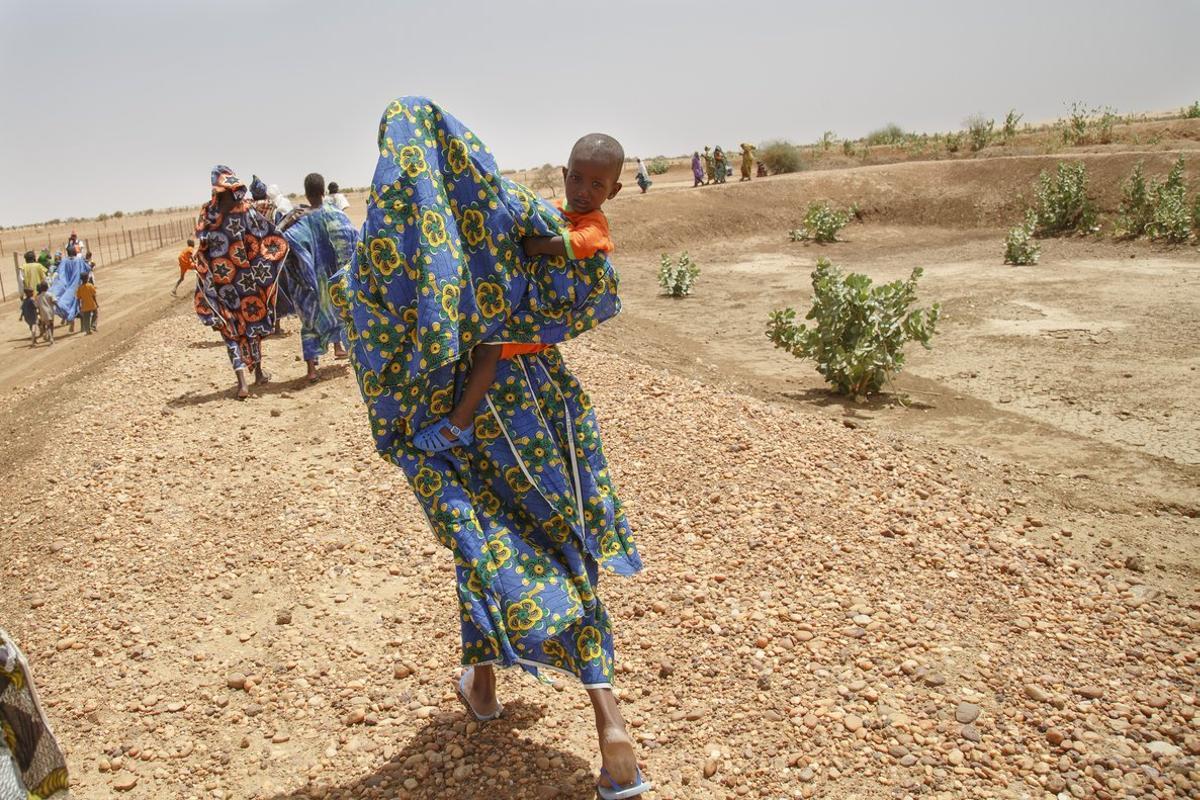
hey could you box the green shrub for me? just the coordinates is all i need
[964,114,994,152]
[791,202,850,243]
[865,124,906,146]
[1193,194,1200,236]
[1115,162,1152,238]
[819,131,837,151]
[759,140,802,174]
[1002,109,1023,141]
[945,132,963,153]
[766,258,940,397]
[1032,162,1097,236]
[1061,102,1118,145]
[659,252,700,297]
[1004,211,1041,265]
[1184,101,1200,119]
[1146,157,1191,242]
[842,140,856,157]
[647,157,671,175]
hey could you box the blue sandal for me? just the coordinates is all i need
[413,419,474,453]
[596,767,652,800]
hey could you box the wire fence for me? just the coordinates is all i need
[3,217,194,302]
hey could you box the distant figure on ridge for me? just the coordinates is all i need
[740,142,756,181]
[635,157,652,193]
[703,145,714,184]
[713,146,727,184]
[692,151,704,187]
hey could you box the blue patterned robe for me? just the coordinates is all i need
[279,206,357,361]
[336,97,640,686]
[48,257,88,323]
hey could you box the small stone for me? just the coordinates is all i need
[1125,555,1145,572]
[1147,740,1181,757]
[226,673,246,690]
[346,708,366,726]
[947,748,964,766]
[703,758,719,778]
[113,775,139,791]
[843,714,862,733]
[798,767,814,782]
[1024,684,1050,704]
[923,673,946,687]
[899,754,918,767]
[272,732,290,744]
[275,609,292,626]
[1076,686,1104,700]
[1046,728,1065,746]
[960,724,981,743]
[955,702,980,724]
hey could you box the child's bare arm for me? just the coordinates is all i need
[523,235,567,258]
[446,344,503,434]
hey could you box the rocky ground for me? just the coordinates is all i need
[2,305,1198,800]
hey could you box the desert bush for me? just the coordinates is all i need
[759,140,802,174]
[1146,157,1191,242]
[964,114,994,152]
[1002,109,1023,141]
[531,163,559,197]
[842,140,856,157]
[766,258,940,397]
[659,252,700,297]
[1004,211,1041,265]
[113,210,124,218]
[790,202,850,243]
[819,131,837,151]
[1184,101,1200,119]
[1061,102,1118,145]
[1032,162,1097,236]
[865,123,906,147]
[647,157,671,175]
[944,132,963,153]
[97,212,109,222]
[1115,162,1152,238]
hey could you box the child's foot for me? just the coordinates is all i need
[255,369,271,386]
[236,385,250,400]
[334,343,348,360]
[597,725,641,796]
[306,361,319,383]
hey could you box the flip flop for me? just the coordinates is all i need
[455,667,503,722]
[414,419,474,453]
[596,766,652,800]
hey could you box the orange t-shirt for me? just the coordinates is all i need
[499,342,551,360]
[554,199,613,260]
[76,282,98,313]
[178,248,194,275]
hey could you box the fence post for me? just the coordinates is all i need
[127,229,134,257]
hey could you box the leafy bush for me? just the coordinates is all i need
[944,132,963,153]
[1002,109,1023,141]
[647,157,671,175]
[865,123,906,146]
[1032,162,1097,236]
[790,202,850,243]
[659,252,700,297]
[1004,211,1041,265]
[842,140,856,157]
[759,140,802,174]
[766,258,940,397]
[1061,102,1118,145]
[1116,157,1192,241]
[1184,101,1200,119]
[819,131,837,151]
[1146,157,1191,242]
[964,114,994,152]
[1115,162,1152,238]
[112,210,124,218]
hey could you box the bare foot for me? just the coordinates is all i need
[307,361,320,383]
[461,667,499,718]
[236,385,250,400]
[254,370,271,386]
[334,344,348,360]
[597,725,639,792]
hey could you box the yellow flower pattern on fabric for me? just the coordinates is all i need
[399,145,428,177]
[338,97,637,688]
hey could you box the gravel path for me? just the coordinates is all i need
[2,308,1197,799]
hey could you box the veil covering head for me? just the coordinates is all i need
[335,96,621,460]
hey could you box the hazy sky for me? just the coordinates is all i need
[1,0,1197,225]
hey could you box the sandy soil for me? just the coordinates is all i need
[2,150,1199,799]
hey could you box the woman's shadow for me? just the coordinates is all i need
[267,699,597,800]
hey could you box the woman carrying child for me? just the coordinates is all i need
[338,97,651,799]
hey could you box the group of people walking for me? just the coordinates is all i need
[182,168,356,399]
[691,142,760,186]
[16,236,99,346]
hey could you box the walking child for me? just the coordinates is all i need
[34,283,55,345]
[19,289,38,346]
[76,274,98,335]
[174,239,195,295]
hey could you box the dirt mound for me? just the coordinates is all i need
[606,150,1196,253]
